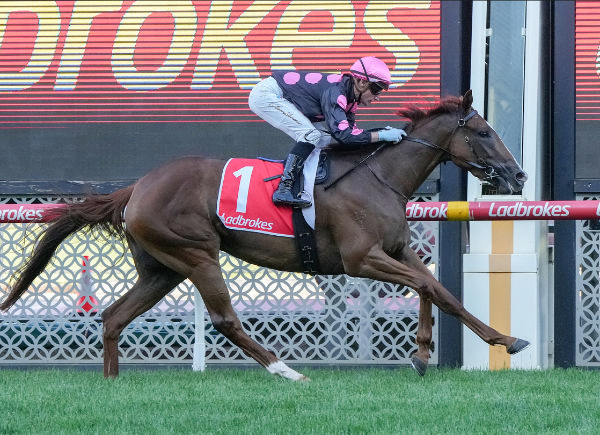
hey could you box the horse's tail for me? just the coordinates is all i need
[0,185,134,312]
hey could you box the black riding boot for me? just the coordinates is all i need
[272,153,312,208]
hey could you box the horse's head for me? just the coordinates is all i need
[399,91,528,195]
[448,90,528,194]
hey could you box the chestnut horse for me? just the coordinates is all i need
[1,90,529,380]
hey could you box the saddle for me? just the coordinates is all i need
[257,151,330,275]
[315,151,331,185]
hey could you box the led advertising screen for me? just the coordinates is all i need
[0,1,440,183]
[576,0,600,178]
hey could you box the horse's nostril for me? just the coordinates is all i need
[516,172,528,183]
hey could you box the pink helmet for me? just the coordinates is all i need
[350,56,392,86]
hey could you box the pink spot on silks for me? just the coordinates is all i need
[283,72,300,85]
[337,95,348,110]
[327,74,342,83]
[348,103,358,113]
[338,120,349,130]
[351,126,364,135]
[305,72,322,84]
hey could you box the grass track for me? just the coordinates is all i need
[0,367,598,434]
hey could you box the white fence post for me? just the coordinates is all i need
[192,288,206,372]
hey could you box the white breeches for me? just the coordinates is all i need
[248,77,333,148]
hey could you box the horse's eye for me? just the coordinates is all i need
[478,131,490,138]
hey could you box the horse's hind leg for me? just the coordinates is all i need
[187,263,309,381]
[102,241,184,378]
[136,236,309,381]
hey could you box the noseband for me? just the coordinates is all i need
[403,109,498,182]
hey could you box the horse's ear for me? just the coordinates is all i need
[463,90,473,109]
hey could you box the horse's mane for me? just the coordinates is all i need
[396,95,463,127]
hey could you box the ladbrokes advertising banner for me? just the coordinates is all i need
[0,0,440,126]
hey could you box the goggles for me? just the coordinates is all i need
[369,81,389,95]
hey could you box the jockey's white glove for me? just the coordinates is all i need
[378,127,407,143]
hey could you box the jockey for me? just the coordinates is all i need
[248,56,406,208]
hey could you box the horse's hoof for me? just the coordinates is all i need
[410,355,428,377]
[507,338,530,355]
[298,375,311,382]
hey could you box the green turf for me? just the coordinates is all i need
[0,367,598,434]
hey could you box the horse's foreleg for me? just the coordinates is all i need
[190,266,309,381]
[412,297,433,376]
[427,278,523,349]
[352,245,528,360]
[408,247,525,350]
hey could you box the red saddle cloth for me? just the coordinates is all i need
[217,158,294,237]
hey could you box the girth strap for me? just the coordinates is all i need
[292,208,320,275]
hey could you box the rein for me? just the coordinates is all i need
[323,142,390,191]
[324,108,497,194]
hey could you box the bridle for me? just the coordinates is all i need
[324,108,499,194]
[403,109,498,183]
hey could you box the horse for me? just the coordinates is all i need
[0,90,529,380]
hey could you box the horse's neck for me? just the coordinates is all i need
[326,114,453,202]
[379,121,450,199]
[389,147,442,199]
